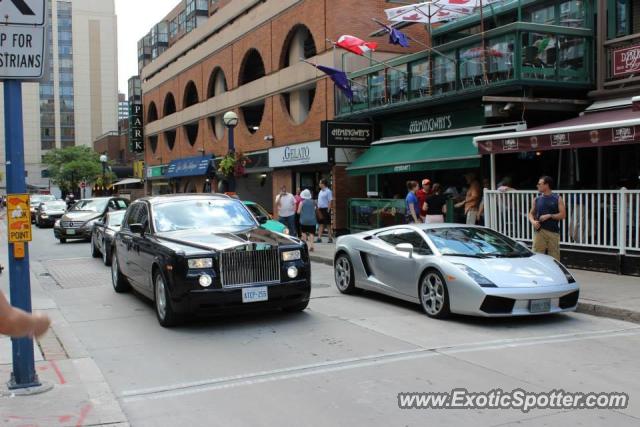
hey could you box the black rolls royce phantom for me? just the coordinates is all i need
[111,194,311,327]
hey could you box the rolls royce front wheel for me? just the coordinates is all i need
[154,271,181,327]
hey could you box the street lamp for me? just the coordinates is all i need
[222,111,239,193]
[100,153,108,196]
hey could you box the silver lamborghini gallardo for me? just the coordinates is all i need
[333,224,579,318]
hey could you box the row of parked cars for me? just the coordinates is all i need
[42,193,581,328]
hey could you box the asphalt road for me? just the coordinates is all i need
[28,225,640,426]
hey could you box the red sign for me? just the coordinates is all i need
[612,44,640,77]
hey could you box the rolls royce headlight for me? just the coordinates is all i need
[199,274,213,287]
[282,250,301,262]
[554,260,576,283]
[188,258,213,269]
[454,264,497,288]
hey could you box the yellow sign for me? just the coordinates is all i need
[13,242,25,259]
[6,193,32,243]
[133,160,145,179]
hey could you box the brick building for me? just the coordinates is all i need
[139,0,425,232]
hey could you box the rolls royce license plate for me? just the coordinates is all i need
[529,298,551,313]
[242,286,268,303]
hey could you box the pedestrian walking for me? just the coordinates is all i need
[316,179,334,243]
[275,185,297,237]
[294,187,303,237]
[528,175,566,261]
[455,173,481,225]
[416,179,431,221]
[0,292,50,338]
[297,189,318,251]
[423,183,447,223]
[405,180,421,224]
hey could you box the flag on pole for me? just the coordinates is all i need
[376,22,410,47]
[336,35,378,56]
[311,63,354,101]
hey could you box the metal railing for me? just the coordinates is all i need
[484,190,640,254]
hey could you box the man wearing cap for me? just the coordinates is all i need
[416,179,431,222]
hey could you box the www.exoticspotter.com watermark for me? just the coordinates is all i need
[398,389,629,413]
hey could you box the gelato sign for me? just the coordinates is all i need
[269,141,328,168]
[612,44,640,78]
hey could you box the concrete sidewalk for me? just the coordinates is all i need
[0,212,129,426]
[309,241,640,324]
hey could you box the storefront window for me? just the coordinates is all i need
[409,59,430,99]
[614,0,630,38]
[433,52,456,94]
[459,43,485,88]
[521,32,558,80]
[558,35,586,81]
[559,1,586,28]
[529,5,555,25]
[487,35,515,82]
[387,65,408,104]
[369,70,387,107]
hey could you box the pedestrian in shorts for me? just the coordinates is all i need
[528,175,566,261]
[316,179,334,243]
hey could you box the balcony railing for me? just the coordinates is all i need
[337,24,592,117]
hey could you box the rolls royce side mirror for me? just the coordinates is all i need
[395,243,414,258]
[130,223,145,235]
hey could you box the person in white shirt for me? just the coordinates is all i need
[316,179,334,243]
[275,185,297,237]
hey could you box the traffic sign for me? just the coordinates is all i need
[6,193,32,243]
[0,0,46,80]
[0,0,45,26]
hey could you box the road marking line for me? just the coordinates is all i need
[121,326,640,403]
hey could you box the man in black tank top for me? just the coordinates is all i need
[528,176,566,261]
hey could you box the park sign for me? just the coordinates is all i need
[0,0,46,80]
[129,102,144,153]
[6,194,32,243]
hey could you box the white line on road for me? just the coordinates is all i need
[121,326,640,403]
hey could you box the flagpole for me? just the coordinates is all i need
[479,0,489,84]
[325,39,411,76]
[300,58,369,88]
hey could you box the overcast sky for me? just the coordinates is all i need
[115,0,179,94]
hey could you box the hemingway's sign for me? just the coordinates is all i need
[322,121,373,148]
[612,44,640,78]
[408,115,453,134]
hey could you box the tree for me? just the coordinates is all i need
[42,146,105,193]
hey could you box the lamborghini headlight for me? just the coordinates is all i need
[188,258,213,269]
[554,260,576,283]
[282,250,301,262]
[454,264,497,288]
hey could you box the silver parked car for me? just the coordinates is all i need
[333,224,579,318]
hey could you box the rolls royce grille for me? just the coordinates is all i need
[220,248,281,288]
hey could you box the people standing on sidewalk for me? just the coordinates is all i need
[455,173,481,225]
[297,189,318,251]
[423,183,447,223]
[294,187,303,237]
[528,175,566,261]
[476,178,491,226]
[0,292,50,338]
[275,185,297,237]
[405,181,421,224]
[416,179,431,222]
[316,179,334,244]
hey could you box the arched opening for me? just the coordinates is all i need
[282,82,317,125]
[147,102,158,123]
[280,24,317,69]
[184,122,199,146]
[164,129,176,151]
[239,49,265,86]
[209,115,225,140]
[183,81,199,108]
[149,135,158,154]
[163,93,176,117]
[241,100,265,134]
[207,68,227,99]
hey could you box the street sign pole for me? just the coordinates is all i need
[3,80,40,389]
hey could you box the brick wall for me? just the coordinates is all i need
[332,165,366,232]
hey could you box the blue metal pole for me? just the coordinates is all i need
[3,80,40,389]
[228,126,235,153]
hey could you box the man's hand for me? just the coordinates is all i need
[30,313,51,338]
[532,220,541,231]
[539,214,552,222]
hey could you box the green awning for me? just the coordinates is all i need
[346,135,480,176]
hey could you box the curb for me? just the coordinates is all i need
[577,302,640,324]
[308,255,640,324]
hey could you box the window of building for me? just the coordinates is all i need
[280,25,317,69]
[165,130,176,151]
[241,100,265,135]
[433,52,456,94]
[282,83,316,125]
[409,59,430,99]
[184,122,199,146]
[183,81,199,108]
[609,0,631,38]
[207,68,227,98]
[147,102,158,122]
[163,93,176,117]
[239,49,265,86]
